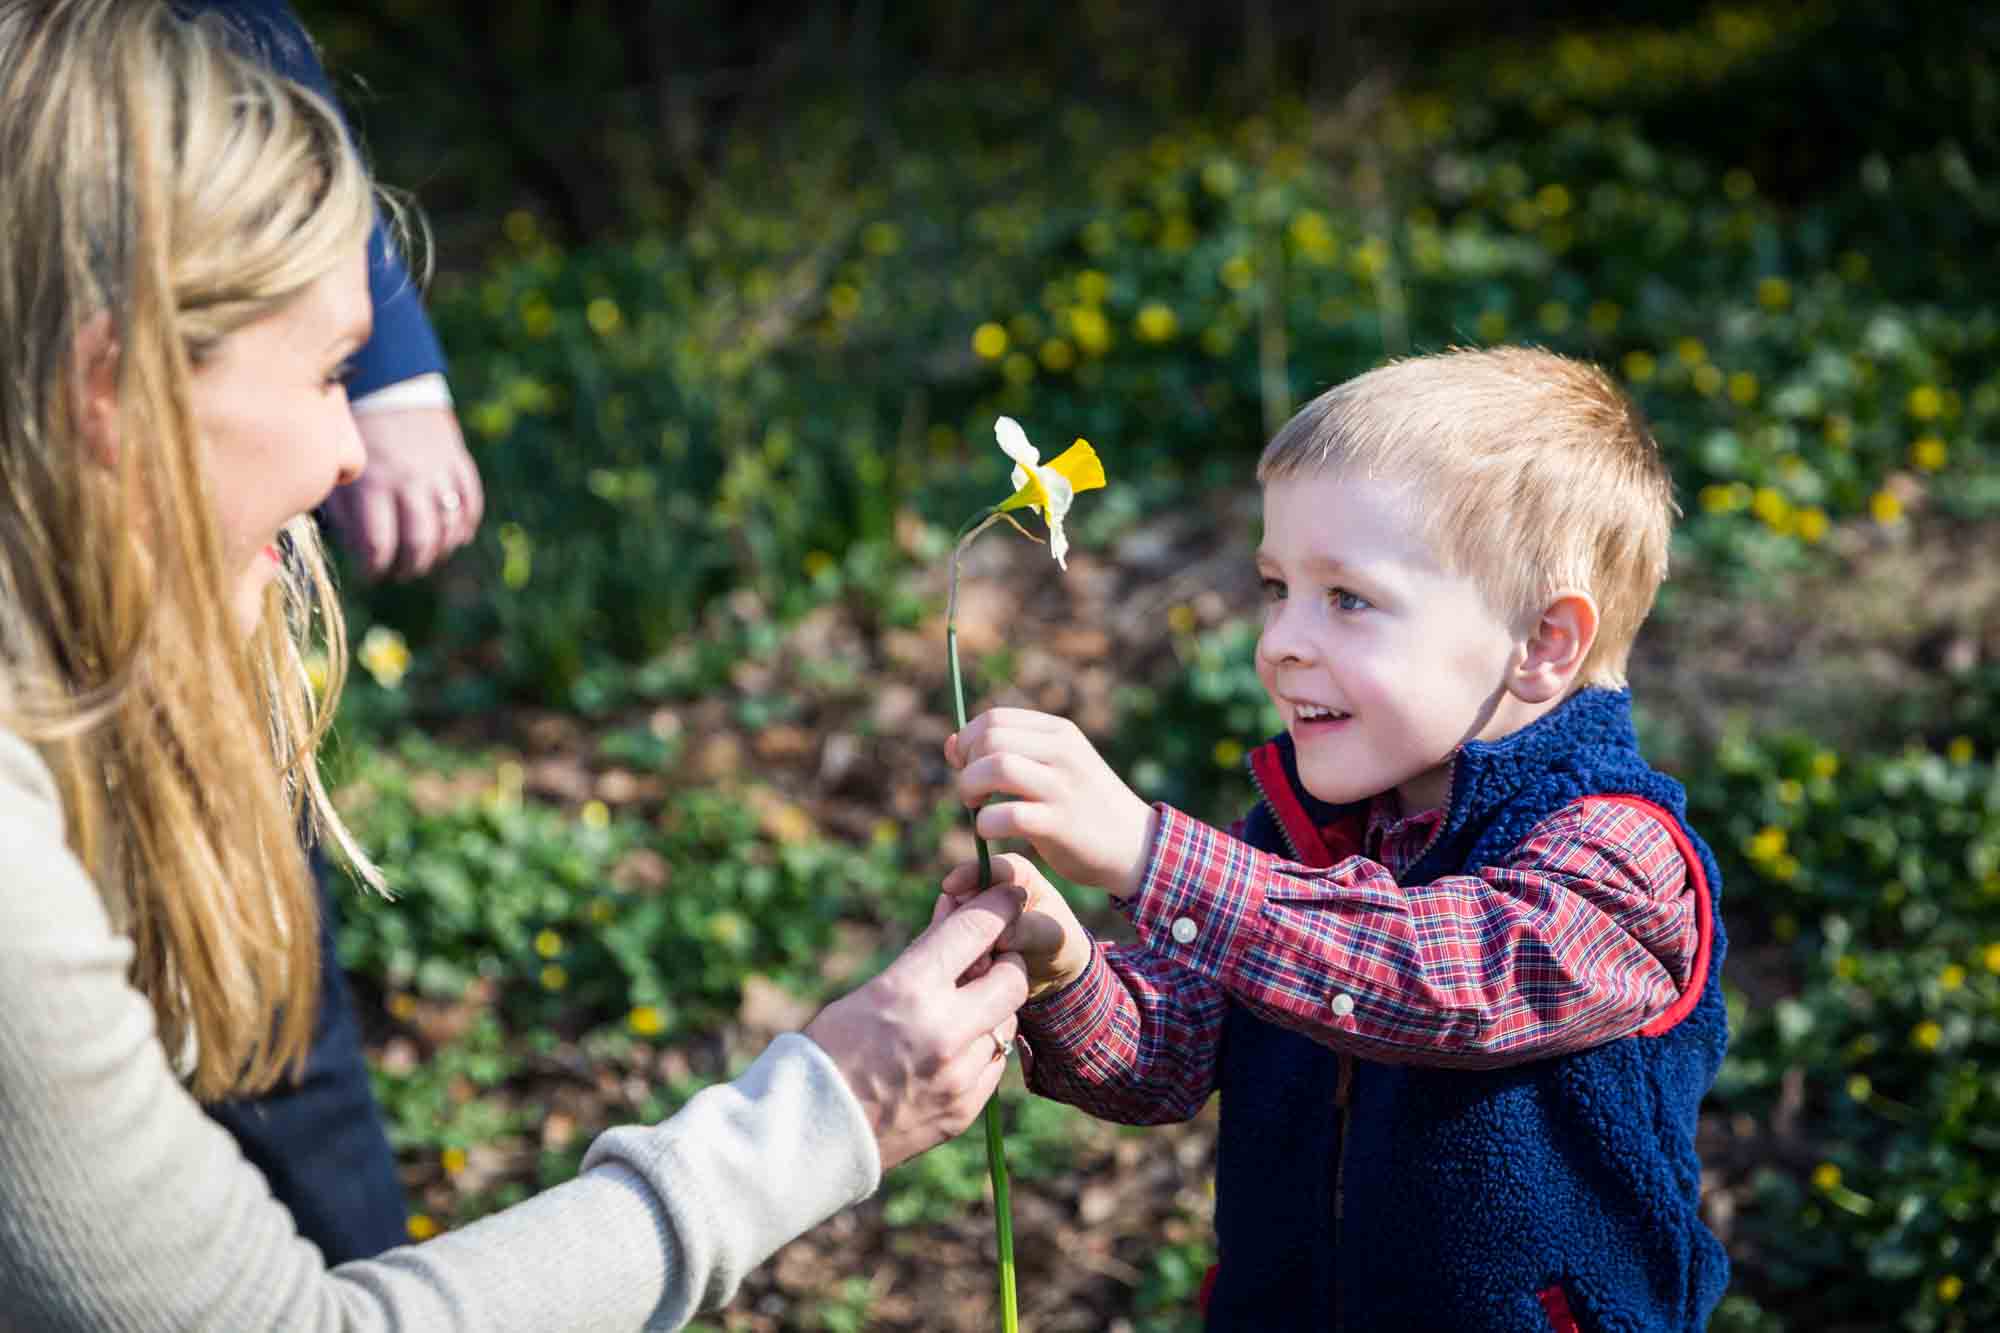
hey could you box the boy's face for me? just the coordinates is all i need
[1254,469,1530,813]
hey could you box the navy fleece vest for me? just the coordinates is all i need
[1205,688,1729,1332]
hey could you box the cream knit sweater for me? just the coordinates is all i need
[0,729,881,1331]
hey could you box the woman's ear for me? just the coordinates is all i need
[1510,591,1599,704]
[70,313,121,467]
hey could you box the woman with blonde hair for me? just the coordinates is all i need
[0,2,1027,1327]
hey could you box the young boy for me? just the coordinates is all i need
[944,346,1729,1332]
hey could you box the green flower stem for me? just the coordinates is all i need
[947,504,1019,1333]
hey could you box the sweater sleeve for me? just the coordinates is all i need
[0,732,879,1332]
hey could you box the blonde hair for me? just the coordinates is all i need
[1258,346,1676,687]
[0,0,381,1099]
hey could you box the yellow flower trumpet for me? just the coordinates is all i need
[992,416,1106,570]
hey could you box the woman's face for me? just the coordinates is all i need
[187,245,370,632]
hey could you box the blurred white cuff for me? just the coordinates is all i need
[351,372,454,415]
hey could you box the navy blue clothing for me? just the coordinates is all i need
[1207,688,1729,1332]
[204,854,410,1264]
[180,0,446,396]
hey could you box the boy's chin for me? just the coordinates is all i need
[1295,763,1377,808]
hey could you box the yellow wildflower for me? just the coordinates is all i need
[1135,303,1179,343]
[357,626,411,690]
[1749,825,1787,861]
[972,323,1008,360]
[628,1005,668,1037]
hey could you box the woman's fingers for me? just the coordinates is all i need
[898,884,1024,996]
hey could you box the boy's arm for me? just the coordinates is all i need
[1127,799,1698,1069]
[1018,937,1225,1126]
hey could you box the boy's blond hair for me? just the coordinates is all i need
[1258,346,1675,687]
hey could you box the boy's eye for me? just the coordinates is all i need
[324,361,355,390]
[1331,589,1370,612]
[1259,577,1286,602]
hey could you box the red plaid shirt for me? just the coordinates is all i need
[1020,789,1699,1124]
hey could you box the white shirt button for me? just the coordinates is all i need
[1330,993,1355,1018]
[1170,916,1198,945]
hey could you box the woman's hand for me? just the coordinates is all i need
[938,853,1093,1002]
[804,883,1029,1171]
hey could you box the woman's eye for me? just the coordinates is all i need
[1331,589,1370,612]
[1260,577,1286,602]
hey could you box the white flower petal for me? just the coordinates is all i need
[1047,518,1070,570]
[1011,463,1031,493]
[1041,470,1075,521]
[994,416,1039,469]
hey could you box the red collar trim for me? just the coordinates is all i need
[1249,740,1367,867]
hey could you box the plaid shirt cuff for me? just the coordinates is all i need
[1020,940,1119,1049]
[1122,804,1263,988]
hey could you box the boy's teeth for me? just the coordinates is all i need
[1297,704,1344,720]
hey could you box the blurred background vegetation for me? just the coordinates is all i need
[297,1,1999,1328]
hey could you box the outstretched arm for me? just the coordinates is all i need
[1123,798,1698,1068]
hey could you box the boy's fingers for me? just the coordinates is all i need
[974,800,1052,845]
[941,852,1041,900]
[998,909,1071,959]
[956,752,1062,809]
[950,711,1073,769]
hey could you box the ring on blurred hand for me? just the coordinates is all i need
[991,1030,1014,1061]
[437,490,463,514]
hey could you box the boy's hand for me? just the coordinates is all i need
[937,853,1092,1001]
[947,708,1158,898]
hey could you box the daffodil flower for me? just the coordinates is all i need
[992,416,1106,570]
[943,416,1107,1333]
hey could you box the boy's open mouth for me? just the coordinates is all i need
[1292,702,1352,728]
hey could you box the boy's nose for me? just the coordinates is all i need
[1257,600,1317,666]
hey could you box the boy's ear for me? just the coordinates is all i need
[1510,591,1599,704]
[70,313,121,467]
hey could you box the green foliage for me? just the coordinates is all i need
[1693,719,2000,1329]
[337,736,930,1038]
